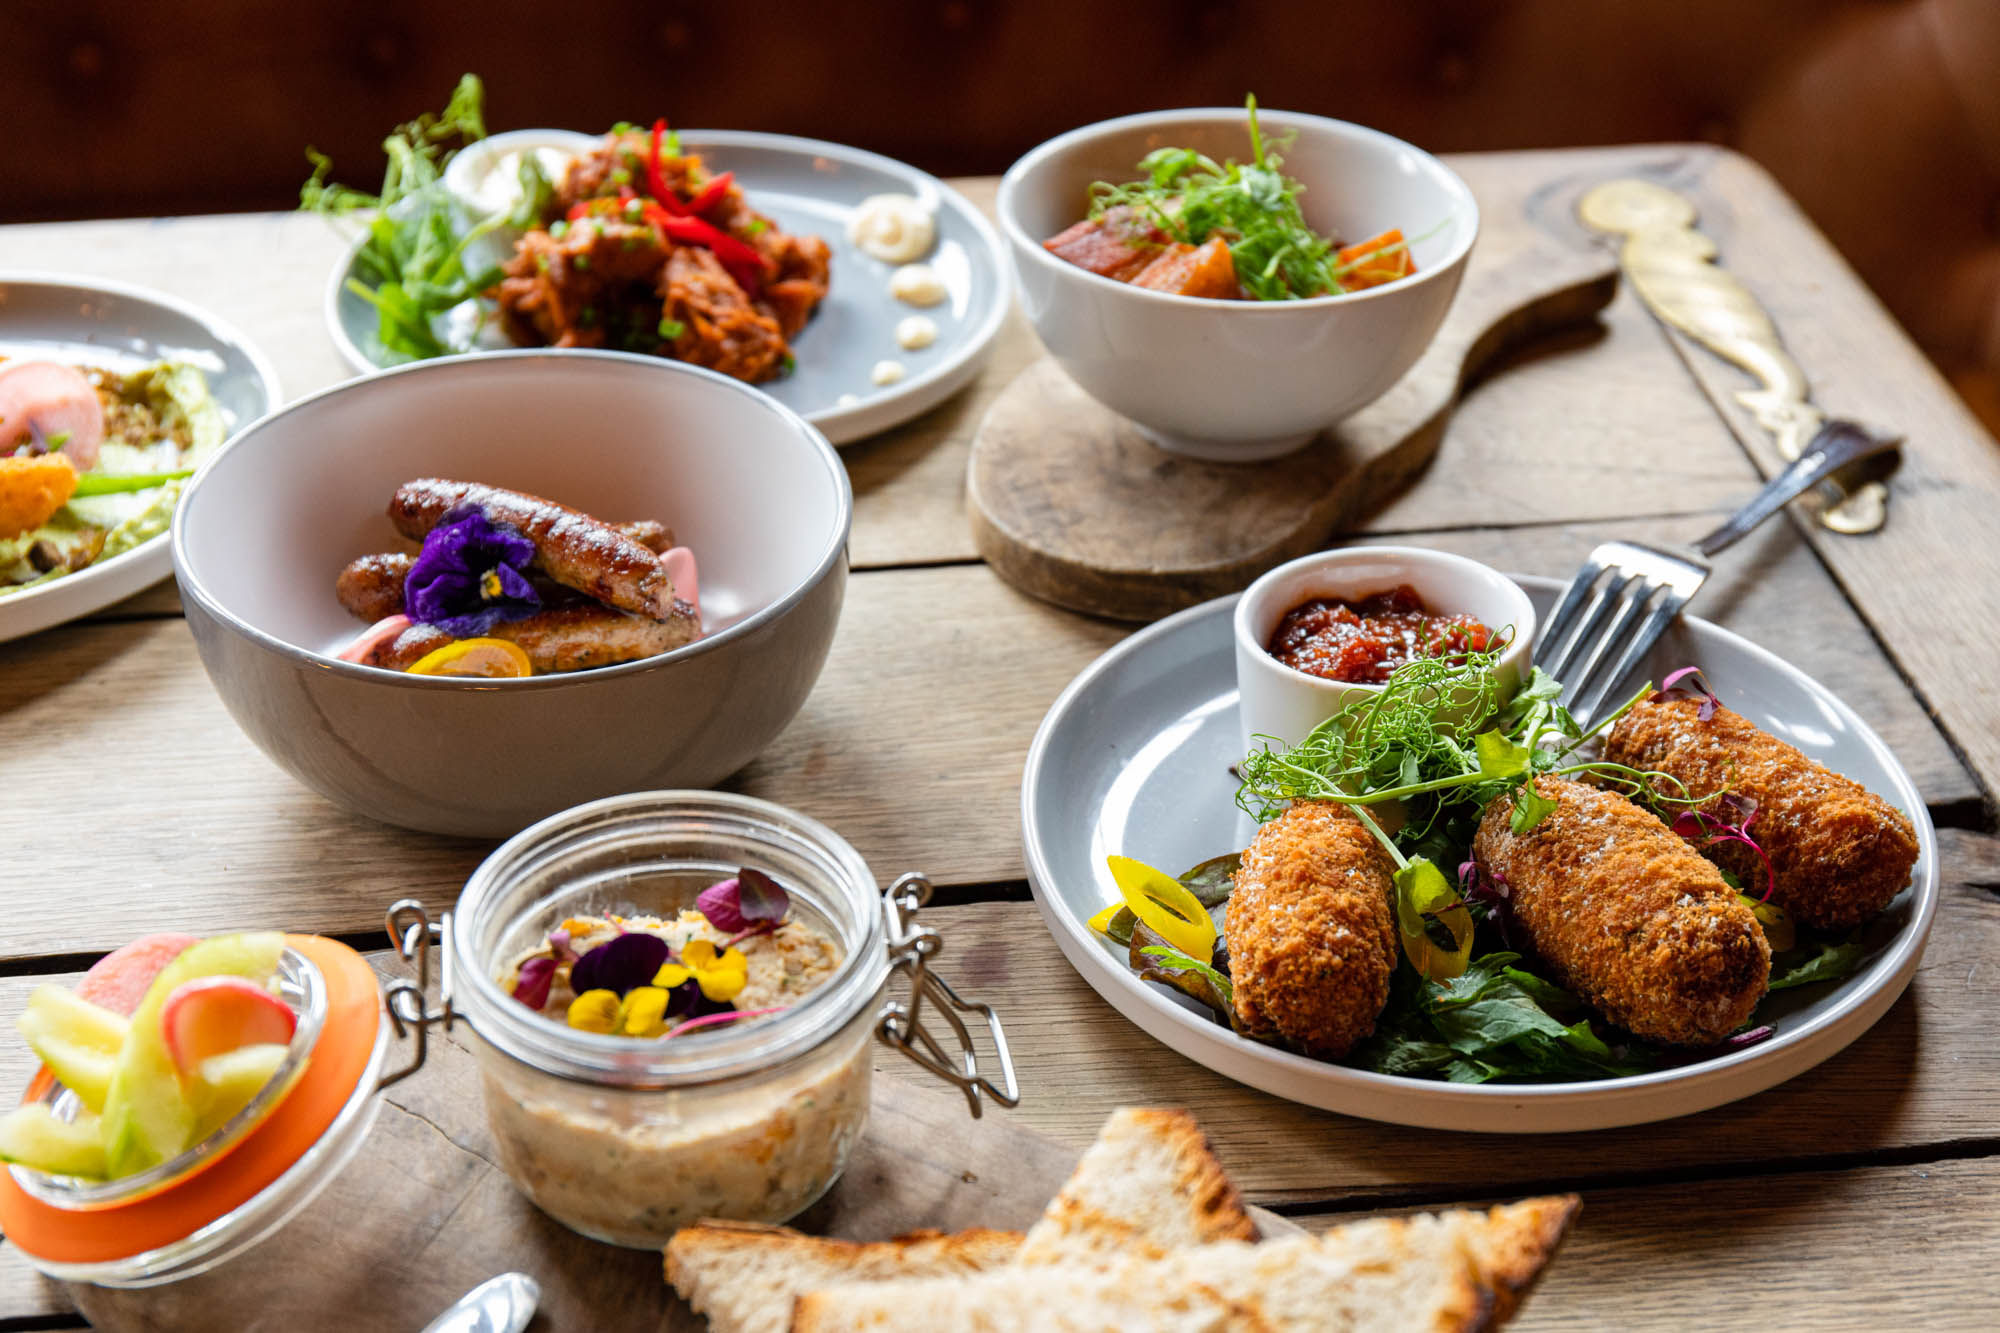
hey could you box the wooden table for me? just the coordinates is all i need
[3,144,1998,1329]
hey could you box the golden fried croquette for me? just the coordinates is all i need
[1226,800,1398,1058]
[1604,696,1919,931]
[1473,776,1769,1046]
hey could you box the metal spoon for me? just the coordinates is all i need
[419,1272,541,1333]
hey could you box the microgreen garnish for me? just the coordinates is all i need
[1672,793,1775,899]
[1086,93,1407,300]
[696,869,790,935]
[1656,664,1719,720]
[511,955,557,1010]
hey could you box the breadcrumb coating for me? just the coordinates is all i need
[1226,800,1398,1058]
[1473,776,1769,1046]
[1604,696,1918,931]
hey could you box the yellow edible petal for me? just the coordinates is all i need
[653,963,693,988]
[696,947,748,1002]
[621,987,670,1038]
[566,989,621,1033]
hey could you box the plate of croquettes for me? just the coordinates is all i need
[1021,575,1937,1131]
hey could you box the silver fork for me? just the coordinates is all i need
[1535,420,1903,725]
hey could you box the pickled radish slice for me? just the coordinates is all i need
[337,614,411,664]
[663,545,699,618]
[75,933,199,1017]
[160,976,297,1076]
[0,362,106,470]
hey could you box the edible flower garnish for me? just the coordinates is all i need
[653,939,749,1003]
[566,989,622,1033]
[567,931,671,998]
[404,506,541,636]
[511,955,557,1010]
[1655,665,1719,721]
[695,869,790,937]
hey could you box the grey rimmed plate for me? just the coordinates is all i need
[1021,578,1939,1132]
[326,130,1009,446]
[0,273,281,643]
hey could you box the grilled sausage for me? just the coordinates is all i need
[388,480,674,620]
[335,553,415,622]
[365,600,700,674]
[1603,695,1919,931]
[1226,800,1398,1058]
[1473,776,1769,1046]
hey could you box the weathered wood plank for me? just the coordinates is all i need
[1556,145,2000,806]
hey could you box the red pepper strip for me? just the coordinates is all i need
[686,170,734,218]
[656,214,765,294]
[646,119,688,215]
[566,201,593,223]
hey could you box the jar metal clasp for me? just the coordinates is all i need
[876,873,1021,1118]
[377,898,460,1090]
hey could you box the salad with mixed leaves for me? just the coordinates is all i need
[302,74,552,362]
[1074,94,1418,300]
[1093,650,1870,1083]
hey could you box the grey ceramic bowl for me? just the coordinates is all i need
[172,352,849,837]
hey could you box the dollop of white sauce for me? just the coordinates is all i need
[466,145,578,217]
[888,263,947,307]
[848,195,936,264]
[837,392,862,407]
[895,315,938,351]
[870,360,907,386]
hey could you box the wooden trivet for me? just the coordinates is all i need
[968,224,1621,622]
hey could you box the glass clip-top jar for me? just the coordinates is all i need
[379,791,1020,1250]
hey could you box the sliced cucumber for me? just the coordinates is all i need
[0,1104,107,1179]
[191,1042,292,1141]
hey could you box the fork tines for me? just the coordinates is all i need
[1533,540,1710,728]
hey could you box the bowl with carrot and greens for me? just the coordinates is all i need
[996,98,1477,461]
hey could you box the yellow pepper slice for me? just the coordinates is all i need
[406,637,533,679]
[1393,859,1474,982]
[1106,855,1215,961]
[1086,903,1124,936]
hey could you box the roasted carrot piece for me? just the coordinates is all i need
[1043,207,1163,282]
[1131,237,1241,298]
[0,453,77,540]
[1335,229,1414,291]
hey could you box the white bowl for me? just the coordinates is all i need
[1233,545,1536,756]
[441,127,602,221]
[996,108,1477,462]
[172,351,850,838]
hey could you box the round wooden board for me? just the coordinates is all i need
[969,216,1622,623]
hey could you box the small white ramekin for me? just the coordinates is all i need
[1233,545,1536,756]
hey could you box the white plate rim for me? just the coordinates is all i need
[0,271,283,644]
[1020,581,1941,1132]
[321,128,1010,448]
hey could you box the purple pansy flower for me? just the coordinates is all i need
[404,506,541,636]
[568,931,671,997]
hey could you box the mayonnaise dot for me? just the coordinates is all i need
[895,315,938,351]
[837,392,862,407]
[870,360,907,386]
[848,194,936,264]
[888,263,947,307]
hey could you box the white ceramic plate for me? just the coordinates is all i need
[326,130,1009,446]
[0,273,281,644]
[1021,579,1939,1133]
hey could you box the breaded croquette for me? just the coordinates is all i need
[1604,696,1919,931]
[1473,776,1769,1046]
[1226,800,1398,1058]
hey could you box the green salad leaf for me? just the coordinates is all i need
[1768,935,1867,991]
[301,74,547,363]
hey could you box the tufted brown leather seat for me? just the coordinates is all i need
[1,0,1994,427]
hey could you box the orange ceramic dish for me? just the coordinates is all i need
[0,935,380,1265]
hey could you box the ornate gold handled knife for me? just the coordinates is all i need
[1578,179,1889,534]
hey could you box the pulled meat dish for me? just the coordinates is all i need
[493,126,831,382]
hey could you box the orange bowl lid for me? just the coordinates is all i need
[0,935,382,1265]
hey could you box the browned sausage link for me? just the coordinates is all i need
[335,553,415,621]
[617,519,675,554]
[388,480,673,620]
[486,600,700,673]
[366,623,454,671]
